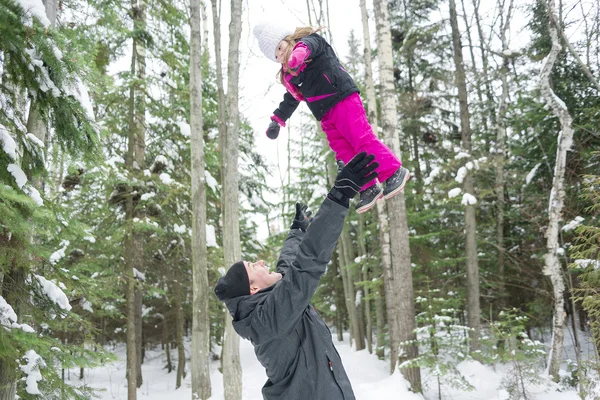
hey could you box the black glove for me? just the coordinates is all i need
[290,202,312,231]
[328,152,379,207]
[266,120,280,139]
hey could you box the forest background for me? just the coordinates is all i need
[1,0,600,399]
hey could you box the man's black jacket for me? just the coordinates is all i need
[223,199,356,400]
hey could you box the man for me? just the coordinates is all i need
[214,152,379,400]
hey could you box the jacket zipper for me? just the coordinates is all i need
[326,354,345,399]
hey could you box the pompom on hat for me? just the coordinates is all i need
[253,22,294,62]
[214,261,250,301]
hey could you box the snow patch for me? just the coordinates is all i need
[461,193,477,205]
[1,126,18,160]
[33,274,72,311]
[562,216,584,232]
[20,350,46,395]
[448,188,462,199]
[7,164,27,188]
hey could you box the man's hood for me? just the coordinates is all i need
[222,285,275,340]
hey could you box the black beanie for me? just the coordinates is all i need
[214,261,250,301]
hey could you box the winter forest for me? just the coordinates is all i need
[1,0,600,397]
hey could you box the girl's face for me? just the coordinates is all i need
[274,40,289,64]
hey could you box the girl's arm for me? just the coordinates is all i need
[273,91,300,122]
[295,33,325,58]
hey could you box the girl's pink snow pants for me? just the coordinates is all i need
[320,92,402,191]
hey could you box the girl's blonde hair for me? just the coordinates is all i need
[278,26,325,83]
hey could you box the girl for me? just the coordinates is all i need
[253,23,410,213]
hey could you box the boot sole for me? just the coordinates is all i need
[383,170,411,200]
[356,191,384,214]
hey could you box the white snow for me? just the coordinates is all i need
[20,350,46,395]
[448,188,462,199]
[355,290,362,307]
[26,133,44,148]
[133,268,146,281]
[461,193,478,206]
[25,185,43,206]
[177,121,191,138]
[526,162,542,185]
[141,192,156,201]
[14,0,50,26]
[84,236,96,243]
[33,275,72,311]
[77,331,585,400]
[50,240,70,265]
[206,224,217,247]
[0,126,18,160]
[573,259,600,270]
[455,166,467,183]
[562,216,584,232]
[7,163,27,188]
[424,166,441,186]
[454,151,470,160]
[80,298,93,313]
[0,295,18,326]
[206,170,219,191]
[159,173,172,185]
[68,77,96,122]
[174,224,187,234]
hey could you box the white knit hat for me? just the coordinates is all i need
[253,23,294,63]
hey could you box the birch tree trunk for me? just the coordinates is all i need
[495,0,514,317]
[221,1,243,398]
[373,0,421,390]
[449,0,481,352]
[190,0,212,395]
[210,0,226,182]
[360,0,389,362]
[358,213,373,353]
[540,0,573,381]
[340,225,362,349]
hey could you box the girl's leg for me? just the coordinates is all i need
[324,93,401,183]
[321,117,377,190]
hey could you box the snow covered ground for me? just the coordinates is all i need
[77,331,592,400]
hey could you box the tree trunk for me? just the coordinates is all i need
[163,316,172,373]
[540,0,573,381]
[337,244,355,345]
[175,279,186,388]
[210,0,226,175]
[373,0,421,390]
[190,0,212,396]
[358,214,372,353]
[340,225,363,350]
[221,1,243,398]
[459,0,487,135]
[495,0,514,317]
[375,287,386,359]
[449,0,481,353]
[359,0,385,361]
[135,281,143,388]
[0,259,25,400]
[471,0,497,127]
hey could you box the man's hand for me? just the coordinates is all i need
[290,202,312,232]
[328,152,379,207]
[266,120,280,139]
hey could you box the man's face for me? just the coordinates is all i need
[244,260,282,295]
